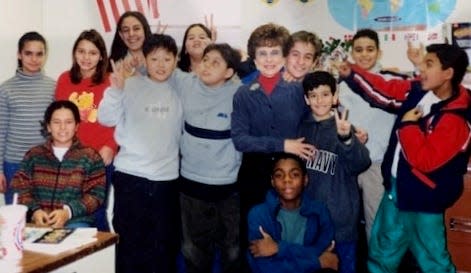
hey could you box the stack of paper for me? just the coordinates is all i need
[23,227,97,255]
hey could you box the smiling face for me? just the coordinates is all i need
[185,26,212,60]
[18,41,46,75]
[119,16,146,52]
[271,158,307,210]
[146,48,177,82]
[285,41,316,80]
[254,45,285,77]
[199,50,233,88]
[47,108,79,148]
[74,39,101,78]
[351,37,381,71]
[305,84,337,121]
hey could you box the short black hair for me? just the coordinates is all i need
[426,43,469,91]
[271,153,306,176]
[143,34,178,57]
[352,28,379,49]
[302,71,337,96]
[203,43,241,79]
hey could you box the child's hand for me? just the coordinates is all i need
[122,54,141,77]
[407,41,425,67]
[204,14,217,42]
[319,241,339,270]
[333,61,352,78]
[99,145,115,166]
[335,109,352,138]
[249,226,278,257]
[47,209,69,228]
[32,209,51,227]
[110,60,126,90]
[402,107,423,122]
[354,126,369,144]
[155,20,168,34]
[0,173,6,193]
[284,138,316,161]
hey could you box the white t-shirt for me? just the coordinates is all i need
[52,146,69,162]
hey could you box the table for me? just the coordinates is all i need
[19,231,118,273]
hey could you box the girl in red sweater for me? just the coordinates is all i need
[55,29,117,231]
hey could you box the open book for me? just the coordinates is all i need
[24,227,97,255]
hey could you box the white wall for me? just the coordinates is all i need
[0,0,470,82]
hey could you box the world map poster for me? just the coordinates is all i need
[328,0,456,31]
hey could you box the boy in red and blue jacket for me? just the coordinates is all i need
[338,43,471,273]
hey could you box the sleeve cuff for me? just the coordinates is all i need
[63,205,72,220]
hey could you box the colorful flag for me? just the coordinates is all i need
[96,0,159,32]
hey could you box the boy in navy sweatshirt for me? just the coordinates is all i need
[298,71,371,273]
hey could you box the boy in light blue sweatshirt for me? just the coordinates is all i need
[98,34,183,273]
[170,43,242,273]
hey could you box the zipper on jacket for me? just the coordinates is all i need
[50,163,62,209]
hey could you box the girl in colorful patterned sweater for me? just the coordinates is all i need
[12,100,105,228]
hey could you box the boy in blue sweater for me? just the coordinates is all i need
[248,153,338,273]
[170,43,243,273]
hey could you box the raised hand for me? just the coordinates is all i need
[155,20,168,34]
[204,14,217,42]
[407,41,425,67]
[354,126,369,144]
[110,59,126,90]
[122,54,140,77]
[335,109,351,138]
[249,226,279,257]
[333,60,352,78]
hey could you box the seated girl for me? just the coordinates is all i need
[11,100,105,228]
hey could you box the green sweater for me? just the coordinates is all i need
[11,138,105,225]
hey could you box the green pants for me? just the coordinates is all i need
[368,193,455,273]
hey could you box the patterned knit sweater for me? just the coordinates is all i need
[11,138,105,225]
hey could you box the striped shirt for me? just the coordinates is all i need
[0,69,55,172]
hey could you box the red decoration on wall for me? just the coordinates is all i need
[96,0,159,32]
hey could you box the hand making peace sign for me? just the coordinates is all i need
[335,108,352,138]
[109,59,126,90]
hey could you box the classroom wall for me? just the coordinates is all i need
[0,0,470,82]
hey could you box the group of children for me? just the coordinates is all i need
[0,9,470,273]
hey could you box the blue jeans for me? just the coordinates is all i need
[336,241,357,273]
[3,162,20,204]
